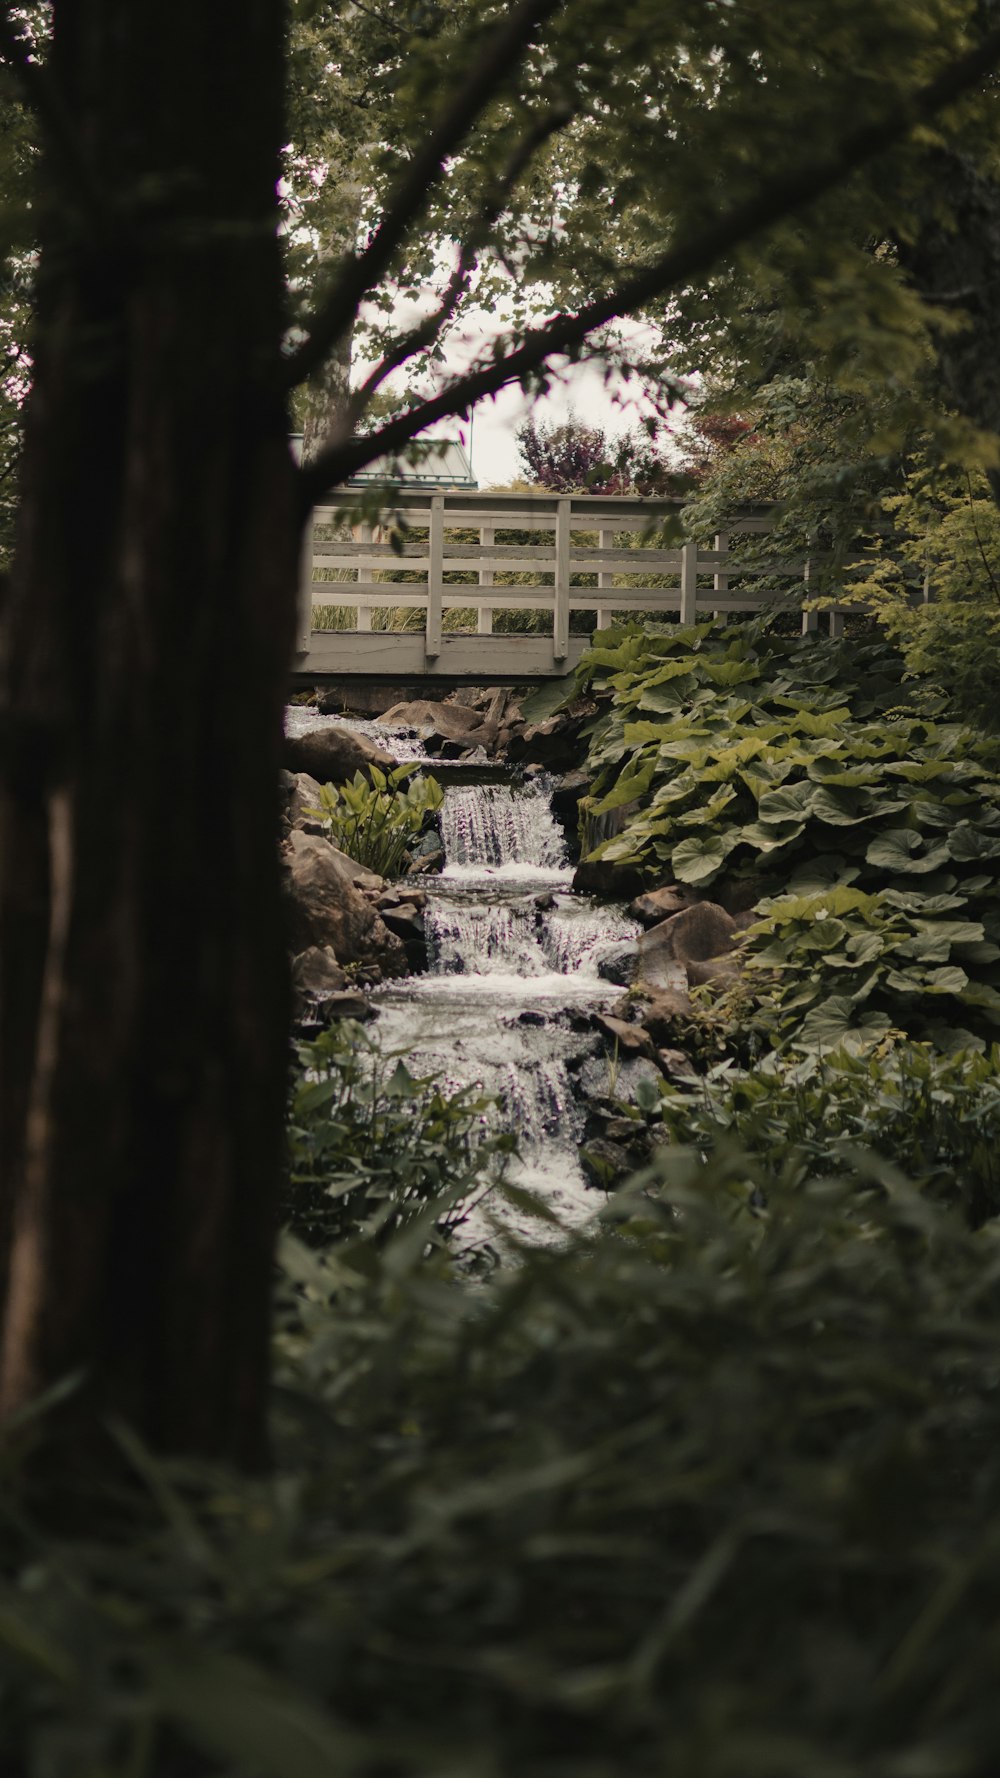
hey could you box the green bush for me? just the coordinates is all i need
[654,1039,1000,1226]
[8,1151,1000,1777]
[308,763,442,878]
[285,1020,510,1248]
[570,624,1000,1047]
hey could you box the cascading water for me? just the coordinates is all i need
[372,774,640,1245]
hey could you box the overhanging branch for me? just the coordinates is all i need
[334,106,573,438]
[283,0,563,391]
[299,21,1000,512]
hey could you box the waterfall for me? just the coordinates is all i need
[373,776,640,1246]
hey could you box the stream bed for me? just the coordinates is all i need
[287,706,640,1245]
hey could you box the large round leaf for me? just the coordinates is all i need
[866,830,952,874]
[671,832,739,884]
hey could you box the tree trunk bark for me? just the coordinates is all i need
[0,0,296,1466]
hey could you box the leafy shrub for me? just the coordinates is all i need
[308,763,442,877]
[572,624,1000,1045]
[655,1039,1000,1225]
[9,1154,1000,1776]
[286,1020,509,1247]
[848,460,1000,732]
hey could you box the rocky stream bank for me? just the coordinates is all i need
[280,686,759,1211]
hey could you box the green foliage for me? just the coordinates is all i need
[285,1021,507,1248]
[847,460,1000,730]
[10,1149,1000,1774]
[308,764,442,878]
[656,1040,1000,1226]
[575,624,1000,1045]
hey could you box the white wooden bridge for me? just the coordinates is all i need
[295,489,859,680]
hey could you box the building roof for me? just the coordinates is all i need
[289,436,477,489]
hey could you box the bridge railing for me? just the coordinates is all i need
[295,489,874,676]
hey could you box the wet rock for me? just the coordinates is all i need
[517,1010,548,1027]
[285,832,405,973]
[733,907,761,932]
[291,945,348,994]
[685,955,742,988]
[575,1053,663,1105]
[596,940,639,988]
[289,770,326,832]
[378,902,428,972]
[630,884,697,927]
[377,699,484,748]
[506,715,579,773]
[307,988,372,1023]
[407,829,445,874]
[572,857,647,900]
[637,902,737,990]
[602,1116,645,1143]
[288,829,384,893]
[580,1138,637,1190]
[657,1047,699,1080]
[594,1012,656,1057]
[638,988,693,1046]
[283,723,395,784]
[534,891,557,912]
[550,768,591,830]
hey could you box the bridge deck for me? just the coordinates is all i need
[295,489,873,679]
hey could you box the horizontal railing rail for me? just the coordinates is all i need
[295,489,897,676]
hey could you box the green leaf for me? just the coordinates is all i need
[756,781,817,824]
[948,821,1000,862]
[866,830,952,874]
[794,999,895,1053]
[671,832,740,884]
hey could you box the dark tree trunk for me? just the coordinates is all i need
[0,0,296,1465]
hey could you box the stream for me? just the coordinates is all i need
[287,707,640,1245]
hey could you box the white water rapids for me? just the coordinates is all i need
[373,776,639,1248]
[287,705,640,1247]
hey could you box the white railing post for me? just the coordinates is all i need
[478,522,494,635]
[426,494,444,659]
[801,556,819,635]
[554,497,571,659]
[295,512,314,655]
[713,529,729,622]
[357,521,373,631]
[597,525,614,628]
[680,541,698,625]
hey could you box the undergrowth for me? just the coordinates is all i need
[7,1151,1000,1776]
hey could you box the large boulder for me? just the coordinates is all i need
[506,715,578,773]
[285,832,405,972]
[637,987,693,1046]
[377,700,484,746]
[630,884,698,928]
[291,945,349,994]
[289,770,325,831]
[572,857,647,900]
[283,723,395,784]
[637,902,737,990]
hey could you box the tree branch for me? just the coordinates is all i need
[335,106,572,435]
[283,0,563,390]
[299,21,1000,512]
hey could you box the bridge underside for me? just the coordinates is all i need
[292,631,590,682]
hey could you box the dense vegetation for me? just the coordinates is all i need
[7,1073,1000,1776]
[573,623,1000,1050]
